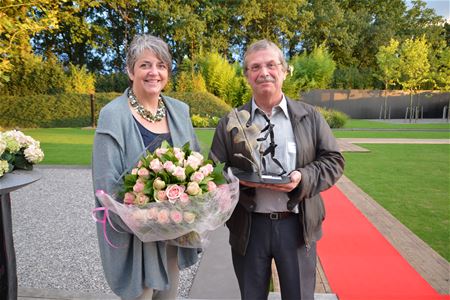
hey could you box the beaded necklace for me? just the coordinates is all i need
[128,89,166,123]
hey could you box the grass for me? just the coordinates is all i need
[333,130,450,139]
[343,119,450,129]
[20,122,449,260]
[338,119,450,139]
[343,144,450,261]
[23,128,95,165]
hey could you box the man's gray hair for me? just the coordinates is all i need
[243,39,288,75]
[126,34,172,77]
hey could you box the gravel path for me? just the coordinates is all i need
[10,167,199,298]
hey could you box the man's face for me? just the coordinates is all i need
[245,48,286,99]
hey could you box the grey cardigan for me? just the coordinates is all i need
[92,89,200,299]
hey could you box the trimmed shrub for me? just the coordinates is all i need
[191,114,210,127]
[0,91,230,129]
[190,114,221,128]
[0,93,119,128]
[315,107,349,128]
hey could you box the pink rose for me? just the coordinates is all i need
[163,161,175,172]
[190,171,204,183]
[172,166,186,181]
[123,192,136,205]
[147,207,159,220]
[133,181,145,193]
[157,209,170,224]
[137,160,143,168]
[155,147,168,157]
[179,193,190,206]
[207,181,217,192]
[137,167,150,179]
[131,168,139,175]
[153,177,166,190]
[135,193,150,206]
[165,184,186,202]
[150,158,163,173]
[154,190,167,202]
[186,181,201,196]
[170,210,183,223]
[186,154,202,170]
[173,148,185,162]
[183,212,196,224]
[199,164,214,176]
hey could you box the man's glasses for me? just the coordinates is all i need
[247,62,282,73]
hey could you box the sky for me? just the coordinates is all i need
[407,0,450,20]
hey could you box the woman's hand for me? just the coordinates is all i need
[239,170,302,192]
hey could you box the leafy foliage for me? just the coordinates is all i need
[284,44,336,98]
[0,0,448,93]
[0,93,118,128]
[95,72,129,93]
[0,53,96,96]
[332,66,375,89]
[64,64,96,94]
[315,107,349,128]
[197,52,242,106]
[166,91,231,119]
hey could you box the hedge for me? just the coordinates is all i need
[165,91,232,118]
[0,93,119,128]
[0,91,231,128]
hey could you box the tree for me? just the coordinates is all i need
[233,0,306,58]
[284,44,336,98]
[431,46,450,116]
[398,36,431,120]
[197,52,242,106]
[376,39,401,119]
[0,0,59,85]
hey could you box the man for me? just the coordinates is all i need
[210,39,345,300]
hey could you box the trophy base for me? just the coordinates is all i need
[230,167,291,184]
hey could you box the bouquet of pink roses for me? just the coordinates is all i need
[94,141,239,248]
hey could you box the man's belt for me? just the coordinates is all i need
[253,212,294,220]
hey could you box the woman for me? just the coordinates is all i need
[92,34,200,300]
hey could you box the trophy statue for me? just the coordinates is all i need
[226,109,290,184]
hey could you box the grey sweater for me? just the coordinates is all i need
[92,89,200,299]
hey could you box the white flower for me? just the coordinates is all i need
[23,144,44,163]
[0,160,9,176]
[3,135,21,153]
[0,137,6,156]
[4,130,36,148]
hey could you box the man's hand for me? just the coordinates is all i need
[239,170,302,192]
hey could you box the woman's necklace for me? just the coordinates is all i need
[128,89,166,123]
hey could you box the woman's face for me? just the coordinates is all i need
[128,49,169,99]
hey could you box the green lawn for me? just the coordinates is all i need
[344,119,450,129]
[333,130,450,139]
[20,125,450,260]
[343,144,450,261]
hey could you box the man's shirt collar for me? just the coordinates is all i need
[251,95,289,120]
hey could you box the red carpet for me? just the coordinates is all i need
[318,185,449,300]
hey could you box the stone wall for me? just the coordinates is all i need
[300,89,450,119]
